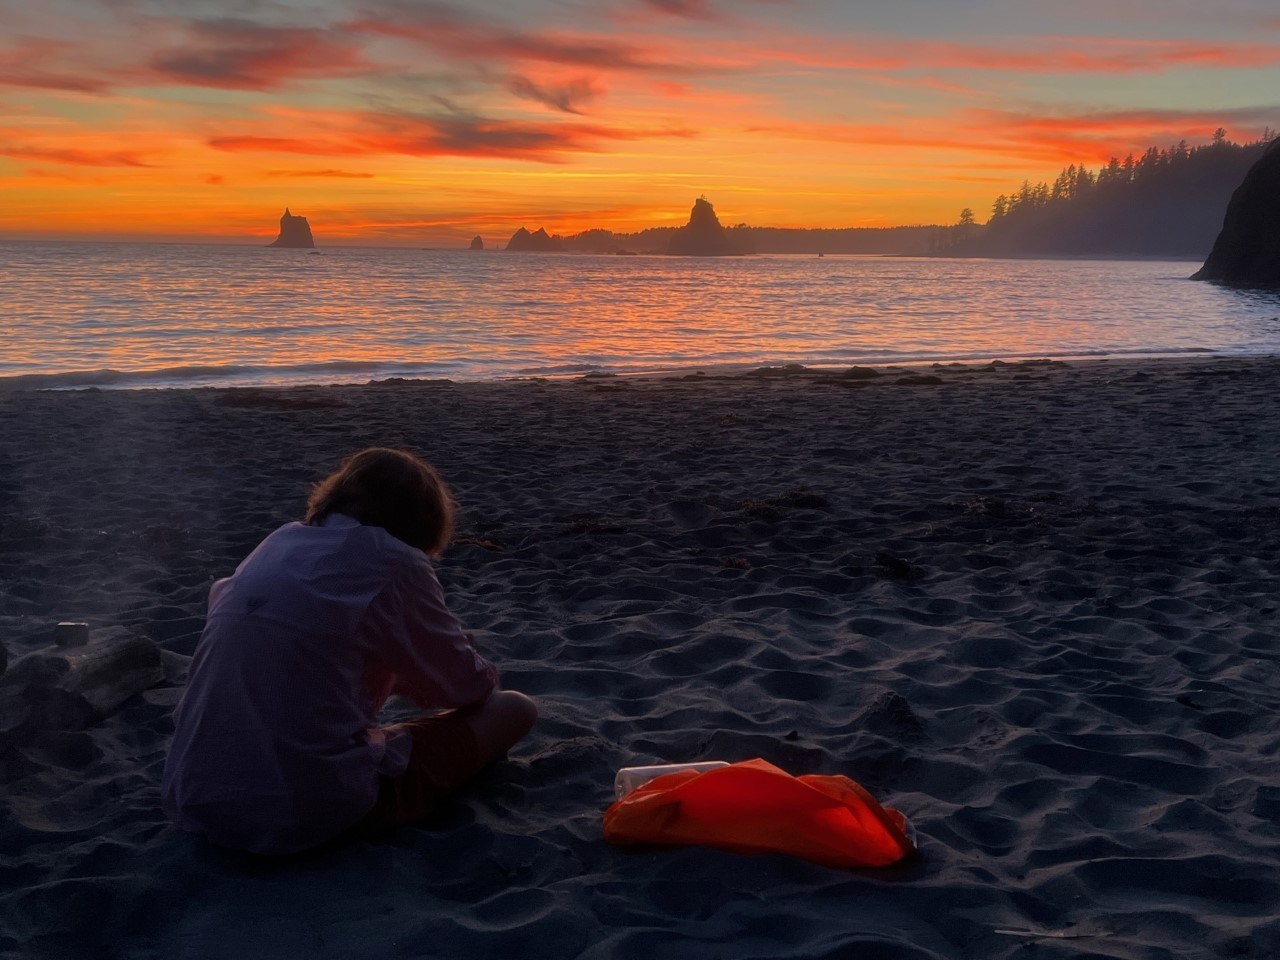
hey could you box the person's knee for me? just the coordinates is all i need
[465,690,537,764]
[493,690,538,736]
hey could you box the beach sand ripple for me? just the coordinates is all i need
[1,358,1278,958]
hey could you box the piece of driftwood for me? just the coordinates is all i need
[0,629,164,742]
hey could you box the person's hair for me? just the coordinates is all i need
[304,448,455,554]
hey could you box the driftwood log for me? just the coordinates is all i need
[0,629,164,744]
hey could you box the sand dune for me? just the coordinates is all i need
[1,357,1278,959]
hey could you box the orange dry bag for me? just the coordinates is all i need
[602,758,915,869]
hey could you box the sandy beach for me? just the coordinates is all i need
[1,356,1278,959]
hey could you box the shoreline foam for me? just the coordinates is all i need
[0,347,1239,394]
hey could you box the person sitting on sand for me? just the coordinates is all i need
[161,447,537,855]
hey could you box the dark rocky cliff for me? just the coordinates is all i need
[267,208,315,248]
[666,197,748,256]
[1192,140,1280,287]
[505,227,564,252]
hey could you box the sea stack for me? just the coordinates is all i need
[505,227,564,252]
[1192,140,1280,287]
[268,208,315,249]
[469,235,485,251]
[667,197,747,256]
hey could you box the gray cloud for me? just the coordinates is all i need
[506,74,603,114]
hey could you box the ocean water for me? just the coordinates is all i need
[3,241,1279,390]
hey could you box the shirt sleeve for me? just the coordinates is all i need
[364,552,499,710]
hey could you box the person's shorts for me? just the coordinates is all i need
[361,713,480,828]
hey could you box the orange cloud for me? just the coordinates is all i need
[12,167,107,183]
[207,108,695,162]
[957,38,1280,72]
[966,105,1280,158]
[718,32,1280,76]
[741,102,1278,173]
[0,37,114,93]
[207,136,340,155]
[0,143,152,166]
[266,168,376,178]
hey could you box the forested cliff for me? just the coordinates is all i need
[940,131,1274,259]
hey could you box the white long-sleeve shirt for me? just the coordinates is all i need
[161,514,497,854]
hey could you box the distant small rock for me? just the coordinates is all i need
[267,208,315,248]
[469,235,484,251]
[1192,140,1280,287]
[506,227,564,252]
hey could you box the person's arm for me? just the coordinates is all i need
[368,553,499,710]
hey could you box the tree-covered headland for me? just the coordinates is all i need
[937,129,1275,258]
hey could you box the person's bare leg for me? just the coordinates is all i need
[458,690,537,775]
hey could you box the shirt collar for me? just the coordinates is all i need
[320,513,360,528]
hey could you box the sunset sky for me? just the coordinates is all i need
[1,0,1278,245]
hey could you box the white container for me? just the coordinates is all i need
[614,761,730,800]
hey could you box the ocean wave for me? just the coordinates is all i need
[0,345,1234,392]
[510,362,613,376]
[0,360,458,391]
